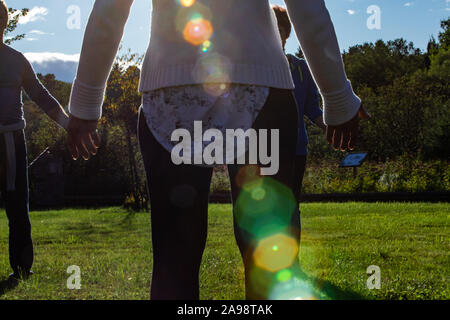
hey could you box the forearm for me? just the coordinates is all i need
[23,77,69,130]
[313,116,326,131]
[46,105,70,130]
[304,81,323,127]
[284,0,361,125]
[69,0,133,120]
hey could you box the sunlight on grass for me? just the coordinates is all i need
[0,203,448,300]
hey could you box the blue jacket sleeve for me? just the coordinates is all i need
[301,61,323,122]
[21,55,60,113]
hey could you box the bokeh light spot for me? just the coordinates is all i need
[253,233,298,272]
[269,277,318,300]
[276,269,292,282]
[203,83,230,97]
[235,165,260,189]
[251,186,266,201]
[183,18,213,46]
[193,53,233,97]
[234,177,297,239]
[202,40,212,53]
[178,0,196,7]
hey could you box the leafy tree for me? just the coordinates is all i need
[357,71,445,160]
[303,19,449,162]
[103,51,148,210]
[37,73,72,107]
[438,18,450,49]
[3,7,29,44]
[343,39,426,91]
[19,18,449,202]
[428,47,450,80]
[427,36,439,57]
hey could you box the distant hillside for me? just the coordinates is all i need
[24,52,79,83]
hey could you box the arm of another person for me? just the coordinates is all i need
[67,0,134,160]
[302,65,326,132]
[22,57,69,130]
[283,0,370,150]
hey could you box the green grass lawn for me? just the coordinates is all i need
[0,203,448,300]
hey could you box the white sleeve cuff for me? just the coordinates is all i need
[321,80,361,126]
[69,79,106,120]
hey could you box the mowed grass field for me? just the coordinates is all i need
[0,203,448,300]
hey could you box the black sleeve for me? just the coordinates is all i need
[21,55,60,113]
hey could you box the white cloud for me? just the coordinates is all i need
[19,7,49,25]
[29,30,55,36]
[347,9,356,15]
[29,30,45,35]
[404,2,414,7]
[24,52,79,64]
[24,52,80,82]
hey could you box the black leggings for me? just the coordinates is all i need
[0,130,33,274]
[138,88,299,300]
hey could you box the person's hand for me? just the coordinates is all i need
[66,114,101,160]
[326,104,371,151]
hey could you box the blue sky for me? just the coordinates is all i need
[6,0,450,82]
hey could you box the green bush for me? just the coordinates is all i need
[301,158,449,194]
[209,158,449,195]
[210,165,231,193]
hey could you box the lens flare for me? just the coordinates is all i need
[178,0,195,7]
[251,186,266,201]
[276,269,293,282]
[203,82,230,97]
[175,2,212,35]
[193,53,232,97]
[248,266,274,298]
[234,177,297,239]
[183,18,213,46]
[269,277,318,300]
[235,165,260,189]
[253,233,298,272]
[201,40,212,53]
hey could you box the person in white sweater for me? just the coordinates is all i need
[67,0,369,299]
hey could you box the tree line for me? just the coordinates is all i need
[4,9,449,206]
[306,19,449,162]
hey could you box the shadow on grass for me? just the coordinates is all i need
[297,269,366,300]
[119,211,138,228]
[62,221,113,236]
[0,277,19,297]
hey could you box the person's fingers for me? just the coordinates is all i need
[333,128,342,150]
[67,134,79,160]
[341,130,350,151]
[78,135,91,160]
[84,133,98,156]
[327,106,367,151]
[91,130,101,149]
[326,126,334,145]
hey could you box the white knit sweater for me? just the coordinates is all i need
[69,0,361,126]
